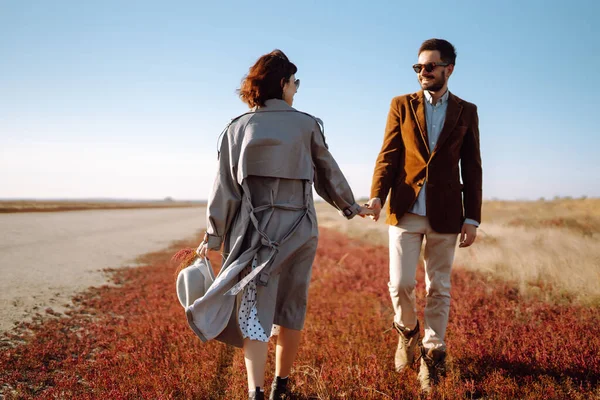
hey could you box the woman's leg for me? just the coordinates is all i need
[244,338,269,390]
[275,326,302,377]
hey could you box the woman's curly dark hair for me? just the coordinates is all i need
[237,49,297,108]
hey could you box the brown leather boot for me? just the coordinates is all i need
[393,320,420,372]
[418,347,447,393]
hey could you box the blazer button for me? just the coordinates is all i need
[417,182,424,187]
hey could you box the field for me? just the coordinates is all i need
[0,200,203,213]
[317,197,600,305]
[0,199,599,399]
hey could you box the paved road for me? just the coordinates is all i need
[0,207,205,333]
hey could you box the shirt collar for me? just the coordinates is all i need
[424,89,450,106]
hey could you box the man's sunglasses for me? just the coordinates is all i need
[412,62,450,73]
[294,78,300,89]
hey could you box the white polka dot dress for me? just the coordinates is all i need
[238,254,280,342]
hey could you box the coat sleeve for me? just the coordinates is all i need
[205,130,243,249]
[310,121,361,219]
[460,105,483,224]
[370,97,404,204]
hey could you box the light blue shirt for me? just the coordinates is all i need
[408,90,479,227]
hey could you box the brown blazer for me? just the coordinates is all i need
[370,90,482,233]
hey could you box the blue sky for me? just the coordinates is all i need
[1,0,598,200]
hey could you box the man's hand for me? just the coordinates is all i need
[366,198,382,221]
[459,223,477,248]
[358,205,375,218]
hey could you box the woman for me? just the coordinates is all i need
[190,50,370,400]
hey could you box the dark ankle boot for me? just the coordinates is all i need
[269,376,289,400]
[249,387,264,400]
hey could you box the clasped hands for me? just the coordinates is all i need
[197,198,476,257]
[358,198,382,220]
[359,197,476,248]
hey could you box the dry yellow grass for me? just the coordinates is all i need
[0,199,204,213]
[316,198,600,305]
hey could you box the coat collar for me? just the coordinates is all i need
[254,98,295,112]
[409,90,463,157]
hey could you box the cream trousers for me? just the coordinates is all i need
[388,213,458,350]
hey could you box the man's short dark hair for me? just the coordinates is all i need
[419,39,457,65]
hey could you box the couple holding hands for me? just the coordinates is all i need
[191,38,482,398]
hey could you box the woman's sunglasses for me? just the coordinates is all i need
[412,62,450,73]
[294,78,300,89]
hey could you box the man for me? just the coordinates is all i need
[367,38,482,392]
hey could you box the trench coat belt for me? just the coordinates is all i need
[224,180,311,297]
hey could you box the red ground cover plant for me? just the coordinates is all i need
[1,230,599,399]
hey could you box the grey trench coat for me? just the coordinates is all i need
[186,99,360,347]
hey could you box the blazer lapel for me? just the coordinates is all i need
[432,93,463,156]
[409,91,430,155]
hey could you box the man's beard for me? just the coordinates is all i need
[420,71,447,92]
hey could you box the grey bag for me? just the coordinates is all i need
[176,257,215,308]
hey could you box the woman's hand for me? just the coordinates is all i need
[365,198,382,221]
[196,241,208,258]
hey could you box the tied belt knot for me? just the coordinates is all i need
[224,180,311,297]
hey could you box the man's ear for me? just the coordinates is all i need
[447,64,455,77]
